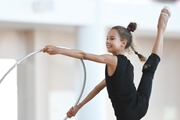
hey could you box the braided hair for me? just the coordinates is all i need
[111,22,146,62]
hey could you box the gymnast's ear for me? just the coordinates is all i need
[121,39,127,48]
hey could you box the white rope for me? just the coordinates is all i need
[0,49,41,84]
[56,46,87,120]
[0,46,87,120]
[63,58,86,120]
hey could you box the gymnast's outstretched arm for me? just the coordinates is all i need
[152,7,170,58]
[66,79,106,118]
[41,45,117,66]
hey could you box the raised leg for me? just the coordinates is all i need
[152,6,171,58]
[137,6,171,102]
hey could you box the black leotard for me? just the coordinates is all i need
[105,54,160,120]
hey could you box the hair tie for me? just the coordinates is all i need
[127,26,131,31]
[135,51,139,55]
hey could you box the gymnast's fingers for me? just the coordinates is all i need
[40,47,46,52]
[66,107,75,118]
[41,45,53,53]
[40,45,49,52]
[66,112,71,118]
[67,111,73,118]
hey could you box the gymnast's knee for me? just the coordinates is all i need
[142,53,160,73]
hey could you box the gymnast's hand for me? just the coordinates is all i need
[66,105,81,118]
[41,45,59,55]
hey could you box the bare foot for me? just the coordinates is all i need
[157,6,171,32]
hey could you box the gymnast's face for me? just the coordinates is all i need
[106,29,127,55]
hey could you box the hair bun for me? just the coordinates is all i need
[127,22,137,32]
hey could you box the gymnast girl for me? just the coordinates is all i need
[42,6,170,120]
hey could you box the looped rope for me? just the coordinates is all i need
[0,49,41,84]
[0,46,87,120]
